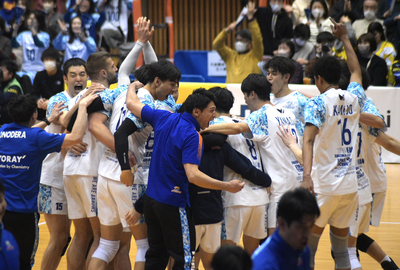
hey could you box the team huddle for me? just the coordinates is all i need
[1,16,400,270]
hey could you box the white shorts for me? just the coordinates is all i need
[64,175,98,219]
[38,184,68,215]
[223,205,268,243]
[97,176,146,231]
[195,222,221,254]
[267,202,278,229]
[370,192,386,227]
[315,192,358,229]
[349,203,371,236]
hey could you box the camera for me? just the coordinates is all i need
[321,43,332,53]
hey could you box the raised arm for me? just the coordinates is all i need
[126,83,146,118]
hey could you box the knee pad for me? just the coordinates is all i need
[92,238,120,264]
[348,247,361,269]
[308,233,321,268]
[357,233,374,253]
[135,238,149,262]
[330,232,350,269]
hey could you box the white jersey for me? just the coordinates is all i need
[16,31,50,72]
[101,0,130,38]
[356,123,372,206]
[40,91,72,188]
[63,88,109,176]
[304,82,367,195]
[245,104,303,202]
[211,116,268,207]
[270,90,308,126]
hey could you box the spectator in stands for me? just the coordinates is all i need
[255,0,293,56]
[53,16,97,63]
[368,22,396,69]
[330,0,364,23]
[0,0,26,38]
[212,245,252,270]
[377,0,400,20]
[0,18,13,63]
[309,0,333,45]
[291,0,310,26]
[64,0,105,44]
[32,47,63,120]
[387,42,400,86]
[213,2,263,83]
[305,31,335,80]
[261,39,303,84]
[384,11,400,50]
[357,33,388,86]
[35,0,67,14]
[11,10,50,82]
[352,0,382,38]
[292,23,314,65]
[251,188,320,270]
[0,59,23,124]
[42,0,64,41]
[98,0,132,50]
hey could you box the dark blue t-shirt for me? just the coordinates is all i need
[141,105,203,208]
[0,123,65,212]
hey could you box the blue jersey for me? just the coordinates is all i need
[53,34,97,63]
[141,106,203,208]
[0,123,65,212]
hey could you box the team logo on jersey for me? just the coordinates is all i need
[171,186,182,194]
[339,94,345,100]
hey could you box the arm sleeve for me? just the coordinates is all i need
[114,118,139,170]
[222,142,271,187]
[143,41,158,64]
[96,11,106,27]
[33,35,46,48]
[11,37,20,48]
[52,33,67,50]
[64,8,74,23]
[202,133,228,150]
[66,96,105,132]
[248,20,264,61]
[32,74,42,99]
[384,15,397,27]
[118,41,144,87]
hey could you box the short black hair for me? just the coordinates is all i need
[278,39,295,58]
[263,56,296,80]
[316,31,335,44]
[368,22,385,41]
[235,29,252,41]
[179,88,217,114]
[357,33,377,52]
[41,47,61,63]
[339,61,371,90]
[277,188,320,226]
[0,60,19,78]
[30,10,47,32]
[211,245,252,270]
[8,94,37,124]
[294,23,311,40]
[63,58,87,77]
[241,73,271,101]
[208,87,234,114]
[310,0,329,20]
[134,59,181,85]
[313,56,341,84]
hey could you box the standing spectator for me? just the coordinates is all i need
[42,0,64,41]
[0,18,13,62]
[352,0,383,38]
[291,0,311,26]
[309,0,333,45]
[212,2,263,83]
[368,22,396,69]
[357,33,388,86]
[32,47,64,120]
[53,16,97,63]
[292,23,315,65]
[255,0,293,56]
[64,0,106,44]
[252,188,320,270]
[330,0,364,23]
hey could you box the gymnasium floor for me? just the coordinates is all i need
[33,164,400,270]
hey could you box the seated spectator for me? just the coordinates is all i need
[330,0,364,23]
[255,0,293,56]
[42,0,64,41]
[352,0,383,38]
[357,33,388,86]
[212,245,252,270]
[292,23,314,65]
[0,18,13,62]
[387,43,400,86]
[53,16,97,63]
[305,31,335,80]
[0,59,23,124]
[251,188,320,270]
[291,0,310,26]
[368,22,396,69]
[213,2,263,83]
[64,0,105,44]
[32,47,64,120]
[261,39,303,84]
[309,0,333,45]
[11,10,50,82]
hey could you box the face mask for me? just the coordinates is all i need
[235,41,248,53]
[271,4,283,13]
[44,61,57,71]
[43,3,54,13]
[276,49,290,58]
[312,8,324,19]
[358,44,370,56]
[364,10,376,21]
[295,38,306,47]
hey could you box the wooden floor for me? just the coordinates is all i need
[33,164,400,270]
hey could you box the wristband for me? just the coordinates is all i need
[44,118,51,125]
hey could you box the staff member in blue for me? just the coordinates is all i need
[0,93,96,270]
[124,86,245,270]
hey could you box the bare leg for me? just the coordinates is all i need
[67,218,93,270]
[242,234,260,255]
[198,247,214,270]
[114,232,132,270]
[86,216,101,269]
